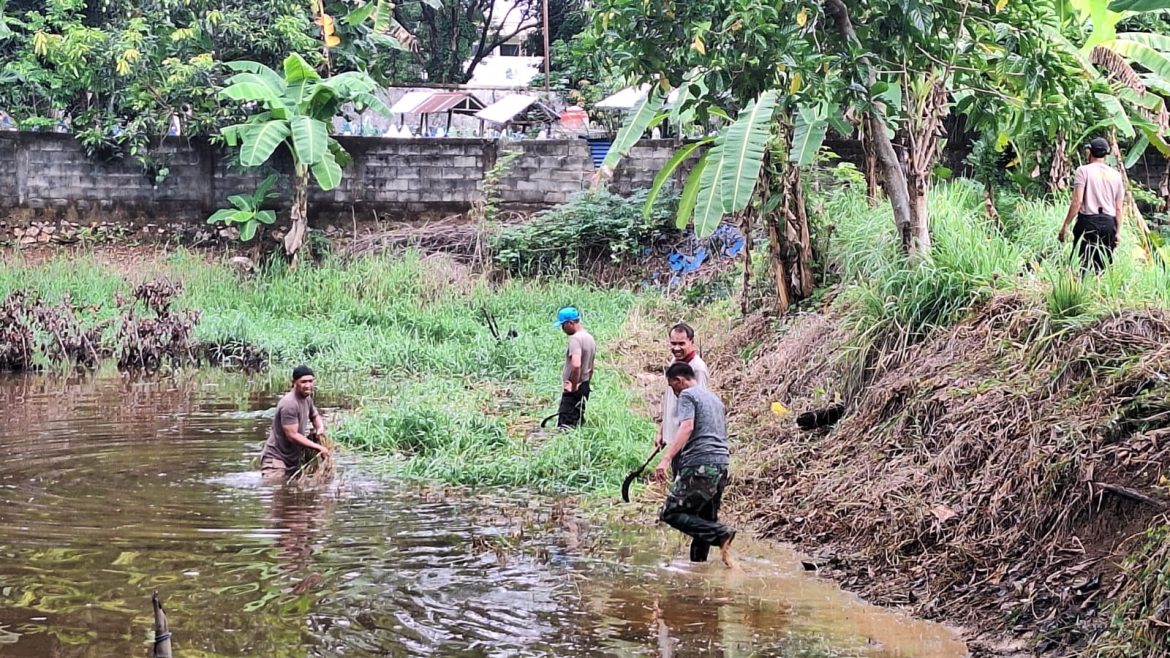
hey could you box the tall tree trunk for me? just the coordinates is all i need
[860,119,880,207]
[782,164,816,299]
[1160,162,1170,214]
[760,147,815,315]
[823,0,918,258]
[904,76,946,260]
[284,168,310,266]
[1049,134,1072,193]
[983,179,1001,227]
[1108,132,1156,260]
[767,227,791,313]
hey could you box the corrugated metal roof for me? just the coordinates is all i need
[475,94,557,125]
[387,90,434,114]
[411,91,485,115]
[594,84,649,110]
[595,83,682,110]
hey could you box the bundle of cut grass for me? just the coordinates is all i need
[288,432,336,485]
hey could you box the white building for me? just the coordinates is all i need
[466,0,544,87]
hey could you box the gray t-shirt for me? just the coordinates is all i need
[674,386,729,469]
[261,390,318,467]
[561,330,596,384]
[661,354,710,442]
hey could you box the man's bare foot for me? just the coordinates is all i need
[719,530,738,569]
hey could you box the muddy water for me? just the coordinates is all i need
[0,372,967,657]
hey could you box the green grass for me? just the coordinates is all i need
[820,178,1170,350]
[0,249,655,494]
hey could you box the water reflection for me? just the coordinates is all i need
[0,372,966,657]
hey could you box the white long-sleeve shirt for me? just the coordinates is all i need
[661,354,710,441]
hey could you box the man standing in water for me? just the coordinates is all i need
[554,306,596,429]
[654,362,736,567]
[1058,137,1126,272]
[261,365,330,481]
[655,323,714,561]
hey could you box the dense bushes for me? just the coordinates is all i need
[491,188,678,276]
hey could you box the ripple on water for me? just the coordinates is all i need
[0,371,967,657]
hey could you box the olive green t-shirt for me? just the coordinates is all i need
[261,390,318,467]
[561,330,596,385]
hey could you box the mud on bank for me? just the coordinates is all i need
[707,295,1170,657]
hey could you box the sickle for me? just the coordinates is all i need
[621,445,663,503]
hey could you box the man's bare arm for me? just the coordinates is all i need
[1059,185,1083,241]
[655,419,694,481]
[283,422,329,455]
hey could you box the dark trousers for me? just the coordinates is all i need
[557,380,591,428]
[660,464,733,561]
[1073,213,1118,272]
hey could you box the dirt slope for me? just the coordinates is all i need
[705,295,1170,657]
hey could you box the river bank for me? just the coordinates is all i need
[669,182,1170,657]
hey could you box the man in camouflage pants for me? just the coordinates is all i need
[654,362,737,567]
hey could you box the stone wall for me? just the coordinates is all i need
[0,132,685,233]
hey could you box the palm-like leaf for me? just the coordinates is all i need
[283,53,321,85]
[290,116,328,165]
[311,151,343,190]
[221,73,287,108]
[1109,0,1170,9]
[644,139,711,219]
[791,104,829,167]
[719,90,778,214]
[602,87,665,172]
[692,142,726,237]
[240,220,259,242]
[675,153,708,230]
[239,120,291,167]
[1110,34,1170,81]
[224,61,286,94]
[1095,92,1136,137]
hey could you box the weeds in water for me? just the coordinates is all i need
[0,249,653,493]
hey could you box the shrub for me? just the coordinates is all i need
[491,188,679,276]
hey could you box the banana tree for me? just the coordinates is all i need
[609,85,833,312]
[1036,0,1170,260]
[218,53,388,261]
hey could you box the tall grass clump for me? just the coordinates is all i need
[0,247,652,493]
[822,178,1170,385]
[164,248,651,492]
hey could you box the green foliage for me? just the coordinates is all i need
[0,0,322,166]
[820,180,1170,376]
[206,174,280,241]
[216,54,386,253]
[491,189,678,276]
[0,249,654,493]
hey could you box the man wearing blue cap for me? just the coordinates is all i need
[554,306,596,429]
[1059,137,1125,271]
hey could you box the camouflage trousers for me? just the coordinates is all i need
[659,463,733,562]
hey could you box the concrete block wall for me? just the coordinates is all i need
[0,132,1032,233]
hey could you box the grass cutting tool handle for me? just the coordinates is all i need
[621,445,663,503]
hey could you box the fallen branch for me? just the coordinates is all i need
[1092,482,1170,510]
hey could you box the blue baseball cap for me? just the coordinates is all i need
[553,306,581,326]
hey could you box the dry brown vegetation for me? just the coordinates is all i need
[705,294,1170,656]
